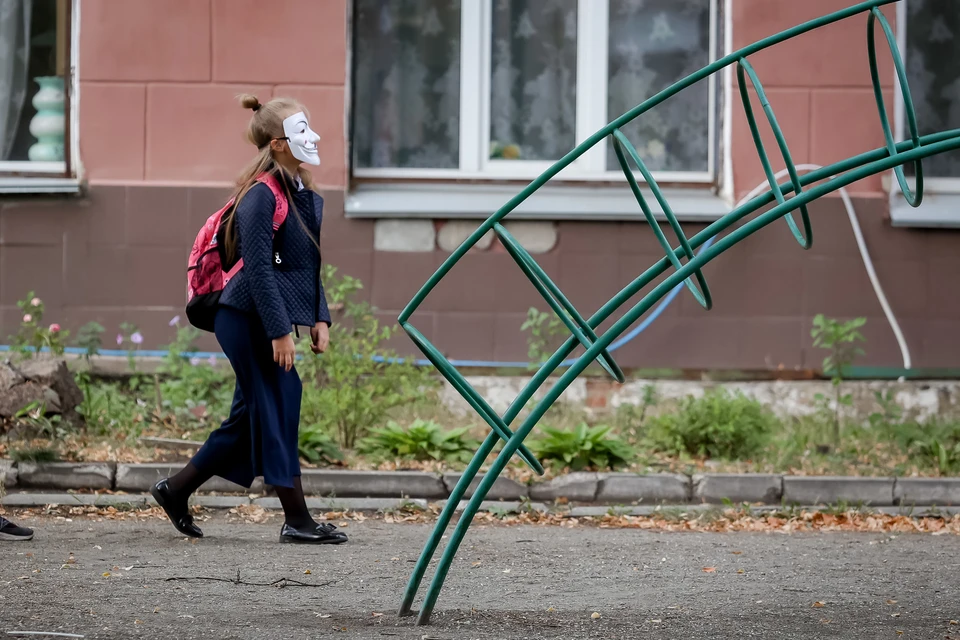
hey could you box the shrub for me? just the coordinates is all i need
[8,292,68,358]
[811,314,866,446]
[880,418,960,475]
[297,265,437,449]
[645,388,778,460]
[156,318,234,422]
[529,423,634,471]
[298,424,345,466]
[357,420,480,465]
[520,307,568,367]
[10,446,58,463]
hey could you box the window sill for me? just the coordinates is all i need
[890,193,960,228]
[0,176,81,195]
[345,182,730,221]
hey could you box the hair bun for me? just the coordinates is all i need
[239,94,261,112]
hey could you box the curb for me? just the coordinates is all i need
[2,461,960,507]
[4,492,960,519]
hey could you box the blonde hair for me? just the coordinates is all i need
[221,94,320,264]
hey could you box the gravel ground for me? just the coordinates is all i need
[2,512,959,639]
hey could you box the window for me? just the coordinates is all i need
[351,0,720,185]
[890,0,960,226]
[0,0,78,192]
[900,0,960,188]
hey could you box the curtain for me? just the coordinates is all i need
[353,0,461,170]
[906,0,960,178]
[489,0,578,162]
[607,0,711,173]
[0,0,32,161]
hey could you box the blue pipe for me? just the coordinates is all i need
[0,236,716,368]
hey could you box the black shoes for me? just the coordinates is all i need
[0,516,34,541]
[151,479,203,539]
[279,521,348,545]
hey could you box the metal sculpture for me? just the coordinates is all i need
[396,0,960,624]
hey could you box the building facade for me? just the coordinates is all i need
[0,0,957,371]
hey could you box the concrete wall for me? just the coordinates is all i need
[0,0,957,371]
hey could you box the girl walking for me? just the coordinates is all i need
[153,95,345,545]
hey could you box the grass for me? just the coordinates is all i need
[3,374,959,480]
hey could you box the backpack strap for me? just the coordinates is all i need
[257,171,289,230]
[222,172,290,283]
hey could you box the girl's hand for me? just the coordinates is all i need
[272,334,296,371]
[310,322,330,354]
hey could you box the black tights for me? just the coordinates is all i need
[167,463,315,529]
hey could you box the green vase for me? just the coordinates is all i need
[28,76,65,162]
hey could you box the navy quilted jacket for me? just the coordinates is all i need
[219,172,331,340]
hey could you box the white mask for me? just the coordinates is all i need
[281,111,321,166]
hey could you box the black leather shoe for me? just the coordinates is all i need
[316,521,348,542]
[279,522,348,545]
[151,479,203,539]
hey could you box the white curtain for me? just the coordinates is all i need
[0,0,32,161]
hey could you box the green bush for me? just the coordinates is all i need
[357,420,480,464]
[298,424,345,466]
[156,320,234,423]
[529,423,634,471]
[297,266,437,449]
[645,388,778,460]
[880,418,960,475]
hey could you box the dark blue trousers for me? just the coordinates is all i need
[192,307,302,489]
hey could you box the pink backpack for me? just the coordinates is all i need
[185,172,288,331]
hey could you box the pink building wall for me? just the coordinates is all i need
[1,0,953,371]
[78,0,348,188]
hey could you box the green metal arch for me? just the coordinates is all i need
[737,57,813,249]
[395,0,960,624]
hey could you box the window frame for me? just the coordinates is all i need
[351,0,721,186]
[0,0,80,194]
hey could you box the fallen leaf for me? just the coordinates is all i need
[546,607,556,612]
[736,569,745,574]
[731,551,743,555]
[813,601,826,608]
[591,612,601,620]
[896,631,903,636]
[472,562,482,567]
[951,620,959,625]
[702,567,716,573]
[886,599,897,605]
[135,620,143,625]
[153,608,160,614]
[25,553,33,558]
[102,572,111,577]
[304,570,312,575]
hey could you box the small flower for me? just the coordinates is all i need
[22,314,32,323]
[208,355,218,367]
[30,297,41,307]
[169,316,181,327]
[130,332,144,345]
[49,324,60,333]
[189,357,202,367]
[116,334,124,346]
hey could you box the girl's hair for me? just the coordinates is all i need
[221,94,321,265]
